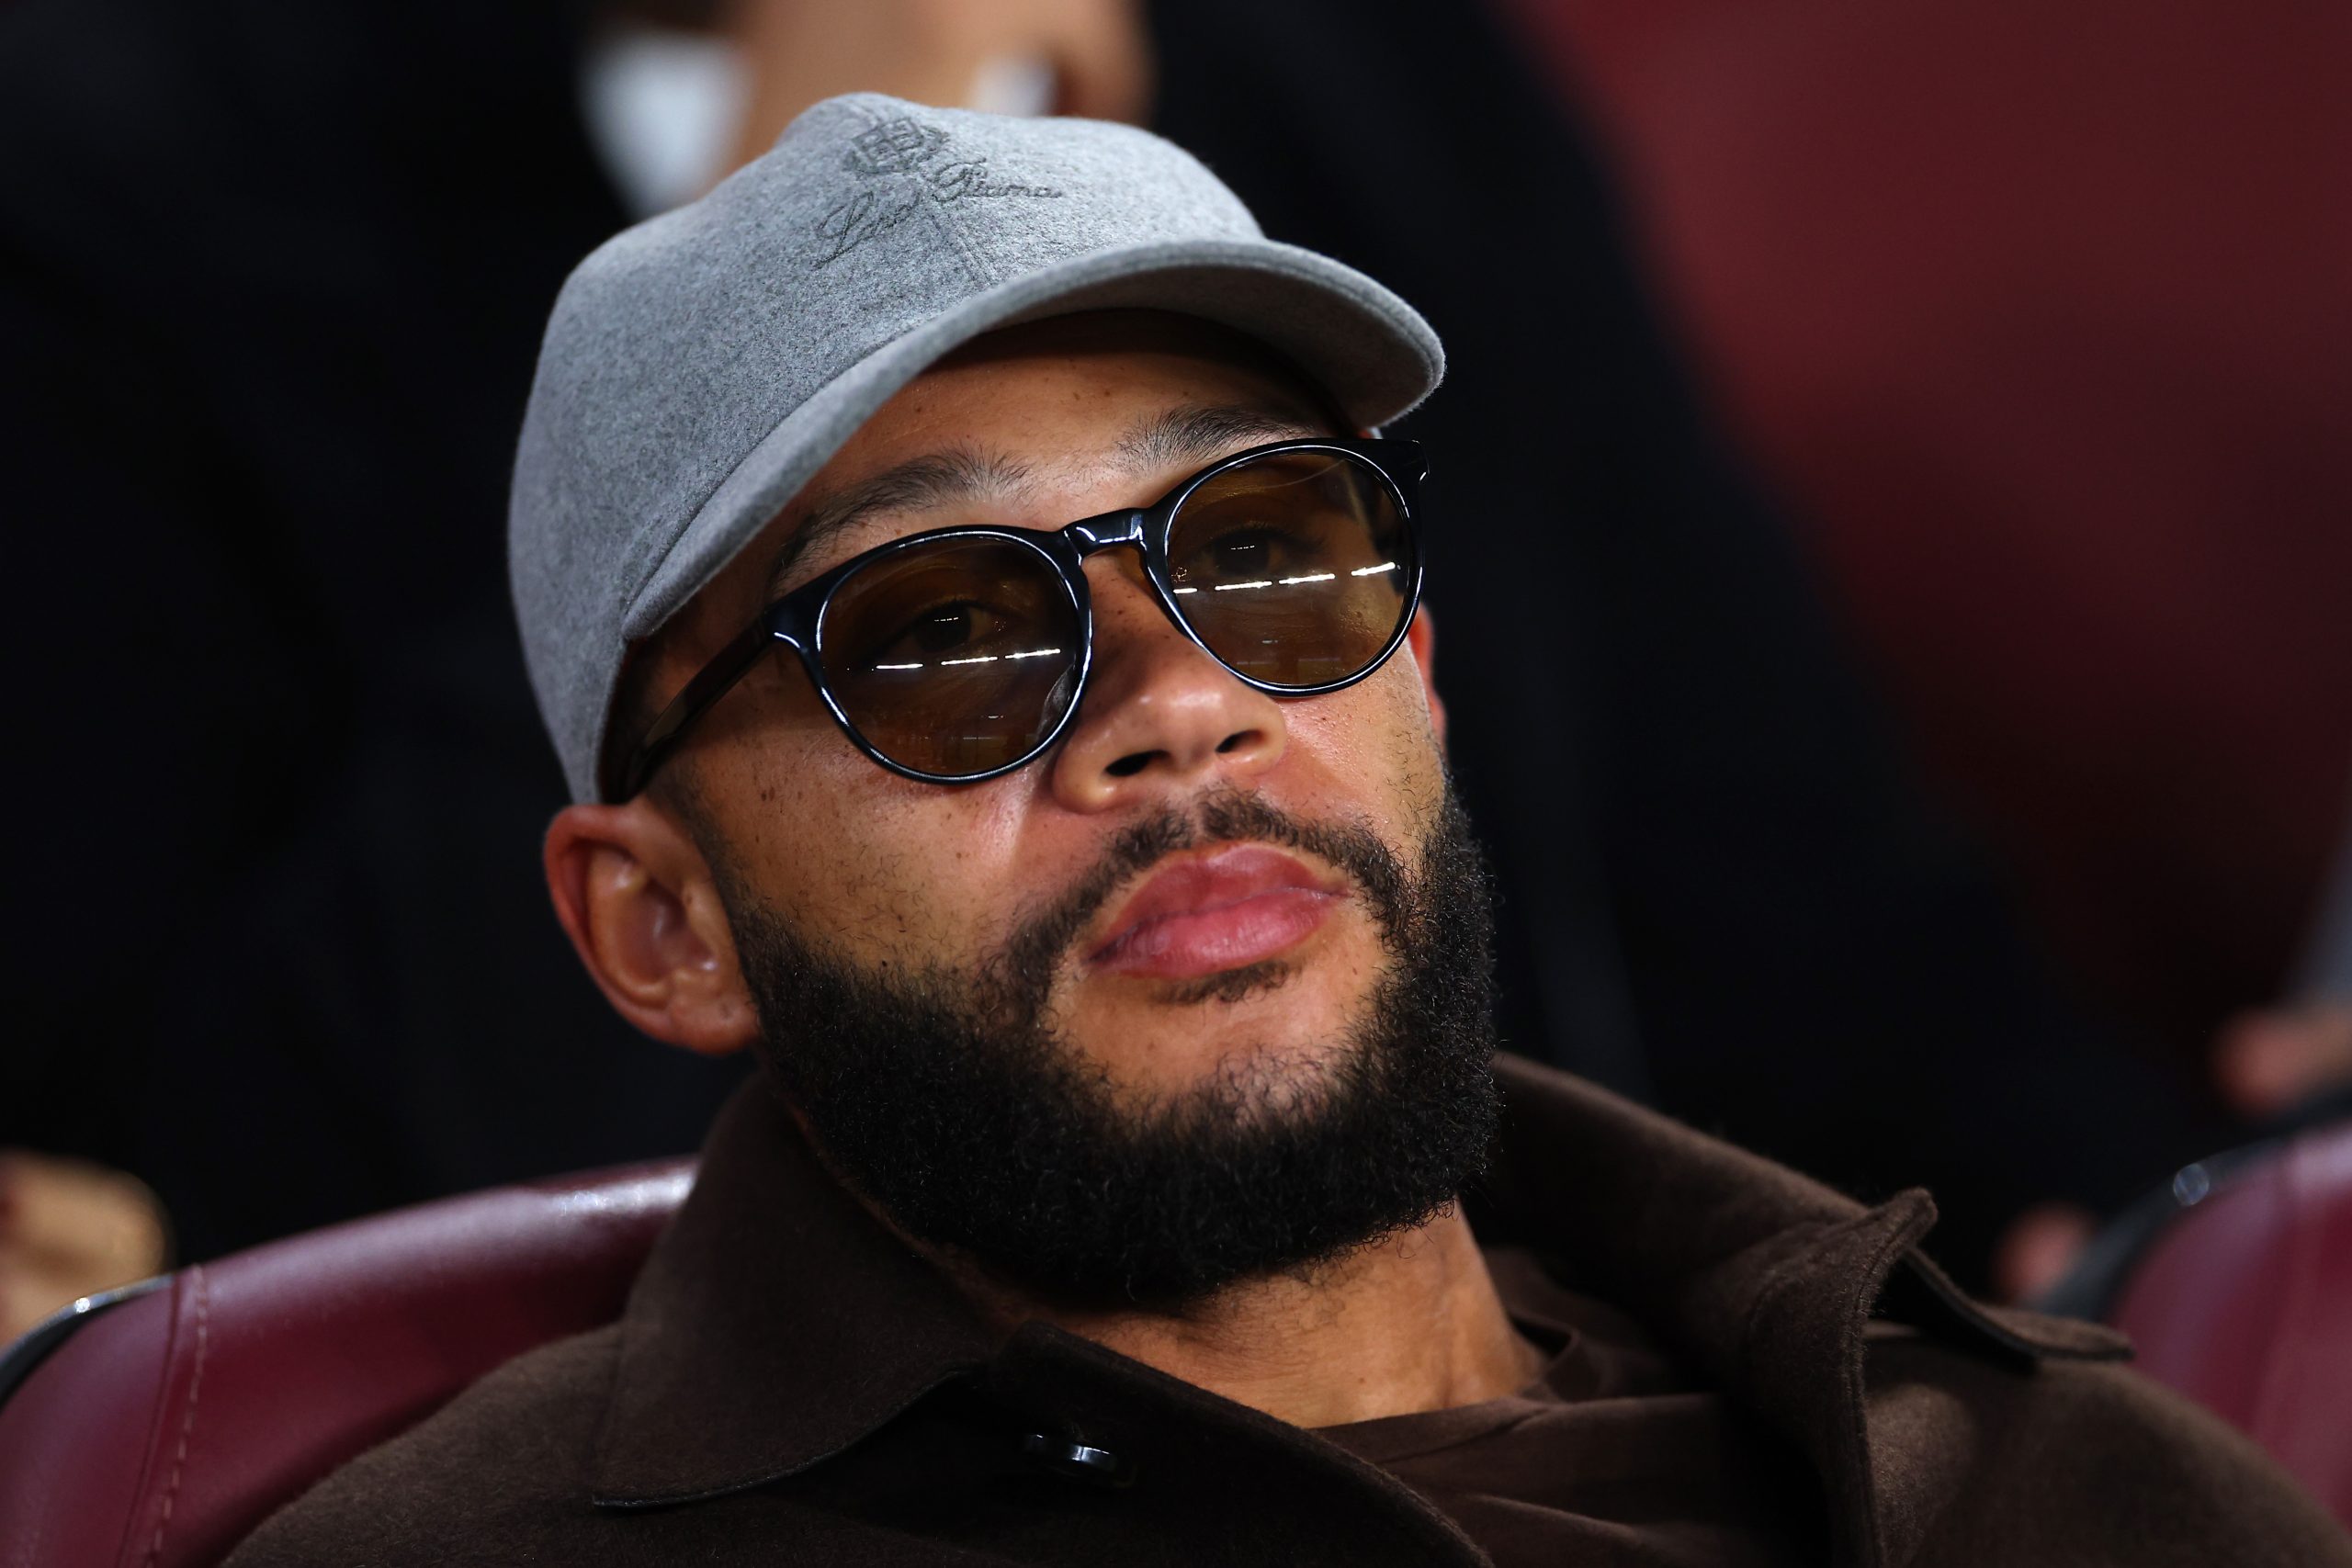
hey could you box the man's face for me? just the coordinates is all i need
[636,311,1498,1303]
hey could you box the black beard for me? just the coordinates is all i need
[718,785,1501,1311]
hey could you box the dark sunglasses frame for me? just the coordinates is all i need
[612,435,1427,800]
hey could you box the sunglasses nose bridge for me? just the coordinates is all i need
[1061,509,1192,647]
[1066,508,1149,559]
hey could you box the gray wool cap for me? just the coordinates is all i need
[511,93,1444,802]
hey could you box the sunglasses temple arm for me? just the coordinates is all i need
[609,616,791,800]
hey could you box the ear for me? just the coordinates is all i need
[1405,604,1447,750]
[544,801,759,1056]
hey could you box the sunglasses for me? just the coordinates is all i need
[614,436,1427,798]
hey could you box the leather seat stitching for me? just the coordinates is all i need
[141,1269,210,1568]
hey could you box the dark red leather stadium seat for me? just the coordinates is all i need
[0,1159,691,1568]
[2110,1123,2352,1525]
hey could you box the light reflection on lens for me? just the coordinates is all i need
[1166,451,1411,690]
[820,536,1080,776]
[861,647,1064,672]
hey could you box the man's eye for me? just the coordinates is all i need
[863,600,1013,668]
[912,604,978,654]
[1179,523,1314,583]
[1214,530,1272,576]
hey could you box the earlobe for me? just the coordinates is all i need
[544,803,759,1056]
[1405,604,1447,749]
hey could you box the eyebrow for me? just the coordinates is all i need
[767,447,1032,595]
[1114,402,1321,472]
[763,401,1325,598]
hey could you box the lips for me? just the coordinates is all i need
[1085,844,1343,981]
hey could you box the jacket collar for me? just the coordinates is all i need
[1467,1056,2130,1566]
[592,1055,2128,1560]
[590,1077,994,1507]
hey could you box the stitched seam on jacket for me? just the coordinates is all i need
[141,1269,209,1568]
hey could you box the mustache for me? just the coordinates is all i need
[996,789,1413,994]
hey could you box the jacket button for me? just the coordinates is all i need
[1020,1430,1136,1488]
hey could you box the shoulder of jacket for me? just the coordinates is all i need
[1863,1336,2352,1566]
[220,1322,624,1566]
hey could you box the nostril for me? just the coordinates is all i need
[1106,751,1154,778]
[1216,731,1251,754]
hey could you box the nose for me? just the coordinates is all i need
[1047,554,1286,813]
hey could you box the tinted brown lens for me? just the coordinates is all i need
[1165,451,1412,689]
[816,537,1080,777]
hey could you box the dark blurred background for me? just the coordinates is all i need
[4,0,2347,1340]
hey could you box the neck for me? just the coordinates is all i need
[946,1206,1545,1429]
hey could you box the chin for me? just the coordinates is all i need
[1212,1040,1362,1122]
[1075,949,1380,1095]
[1112,1021,1366,1128]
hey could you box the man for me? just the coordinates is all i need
[228,96,2349,1566]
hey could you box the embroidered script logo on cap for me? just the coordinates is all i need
[842,118,949,176]
[815,115,1065,269]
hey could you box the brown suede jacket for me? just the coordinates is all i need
[226,1055,2352,1566]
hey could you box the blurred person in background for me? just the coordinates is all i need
[0,0,1151,1339]
[2211,791,2352,1126]
[0,1153,169,1339]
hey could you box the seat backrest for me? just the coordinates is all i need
[0,1158,692,1568]
[2109,1122,2352,1525]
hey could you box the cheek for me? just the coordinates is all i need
[1281,658,1449,840]
[724,730,1037,963]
